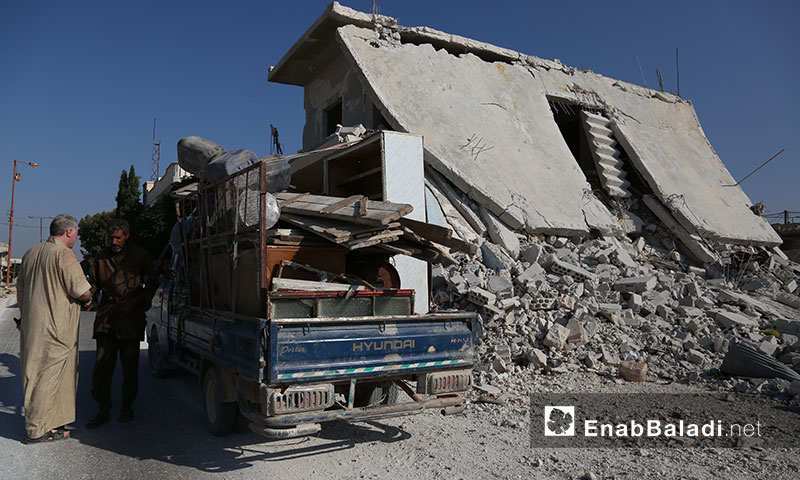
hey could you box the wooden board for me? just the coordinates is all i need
[275,192,412,226]
[282,214,400,244]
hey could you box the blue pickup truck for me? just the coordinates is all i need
[145,161,477,439]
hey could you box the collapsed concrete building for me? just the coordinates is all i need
[268,2,781,263]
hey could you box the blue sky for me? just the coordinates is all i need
[1,0,798,259]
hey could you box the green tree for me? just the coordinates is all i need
[115,165,142,228]
[134,189,178,259]
[78,210,113,273]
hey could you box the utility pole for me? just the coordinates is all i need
[7,160,38,287]
[29,215,54,242]
[150,117,161,181]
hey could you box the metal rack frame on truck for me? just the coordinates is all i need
[146,157,478,439]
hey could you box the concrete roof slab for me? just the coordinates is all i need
[336,25,598,235]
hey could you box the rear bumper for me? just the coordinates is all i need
[250,394,464,432]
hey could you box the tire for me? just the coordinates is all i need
[203,367,238,436]
[356,382,400,407]
[147,327,170,378]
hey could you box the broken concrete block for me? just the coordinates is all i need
[741,278,771,291]
[613,275,657,293]
[558,295,577,311]
[542,324,570,350]
[600,345,620,366]
[618,361,647,382]
[713,309,759,329]
[686,349,706,365]
[517,263,544,284]
[520,243,543,264]
[713,336,730,353]
[531,297,557,310]
[479,207,520,258]
[487,275,514,295]
[480,242,515,272]
[491,356,509,374]
[498,297,519,311]
[526,348,547,368]
[467,287,496,306]
[634,237,646,252]
[609,238,638,270]
[547,258,597,282]
[584,353,601,369]
[776,292,800,309]
[758,337,779,357]
[566,317,588,345]
[783,279,797,293]
[551,237,568,248]
[676,305,703,318]
[463,271,482,287]
[494,343,513,364]
[627,293,643,313]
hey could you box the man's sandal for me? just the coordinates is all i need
[25,428,71,444]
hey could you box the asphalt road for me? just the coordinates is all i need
[0,295,443,480]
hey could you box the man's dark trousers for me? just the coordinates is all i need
[91,334,140,413]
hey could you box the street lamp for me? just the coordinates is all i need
[6,160,38,288]
[29,215,54,243]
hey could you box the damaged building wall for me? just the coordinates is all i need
[301,53,389,151]
[269,2,781,248]
[533,66,780,245]
[335,24,612,237]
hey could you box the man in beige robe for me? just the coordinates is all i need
[17,214,92,442]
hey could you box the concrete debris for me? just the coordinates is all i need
[543,324,570,350]
[613,275,657,293]
[424,205,798,397]
[713,310,759,329]
[479,207,520,259]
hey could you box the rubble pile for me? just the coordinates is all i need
[430,216,800,395]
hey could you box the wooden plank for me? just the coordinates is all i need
[275,192,412,226]
[400,219,475,255]
[399,217,452,241]
[281,214,400,244]
[346,230,403,247]
[347,235,401,250]
[320,195,362,214]
[278,192,310,208]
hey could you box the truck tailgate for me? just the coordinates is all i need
[268,312,477,383]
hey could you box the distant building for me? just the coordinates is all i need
[143,162,192,207]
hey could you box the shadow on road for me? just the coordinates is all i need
[0,353,25,443]
[68,350,414,473]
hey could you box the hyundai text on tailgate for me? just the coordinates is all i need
[146,157,478,439]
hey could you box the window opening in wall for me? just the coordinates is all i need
[326,99,342,136]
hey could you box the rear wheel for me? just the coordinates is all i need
[203,367,238,436]
[147,327,170,378]
[355,382,400,407]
